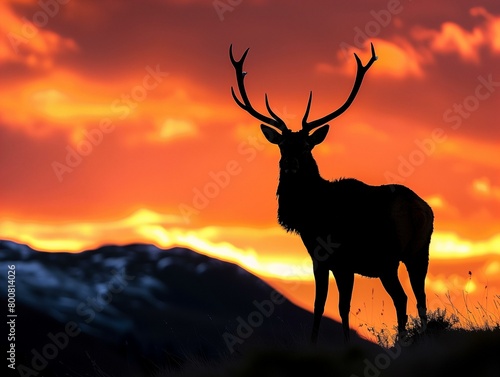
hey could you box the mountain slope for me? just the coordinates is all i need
[1,240,362,376]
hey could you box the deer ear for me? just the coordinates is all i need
[261,124,282,144]
[309,124,329,145]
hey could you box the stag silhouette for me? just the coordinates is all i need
[230,43,434,343]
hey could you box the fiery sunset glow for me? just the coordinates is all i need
[1,0,499,339]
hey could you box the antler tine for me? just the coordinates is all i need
[229,45,288,132]
[264,94,285,126]
[301,91,313,129]
[302,42,378,133]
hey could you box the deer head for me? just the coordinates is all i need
[230,44,377,175]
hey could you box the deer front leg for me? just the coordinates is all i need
[311,266,329,344]
[334,271,354,342]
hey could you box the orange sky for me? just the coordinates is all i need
[1,0,499,340]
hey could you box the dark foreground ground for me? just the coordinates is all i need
[173,326,500,377]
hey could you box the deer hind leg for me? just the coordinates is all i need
[407,251,429,330]
[380,271,408,335]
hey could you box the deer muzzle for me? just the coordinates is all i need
[280,157,299,174]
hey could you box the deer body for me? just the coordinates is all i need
[275,144,433,342]
[277,176,433,275]
[230,44,434,342]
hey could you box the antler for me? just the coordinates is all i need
[302,43,378,133]
[229,45,288,132]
